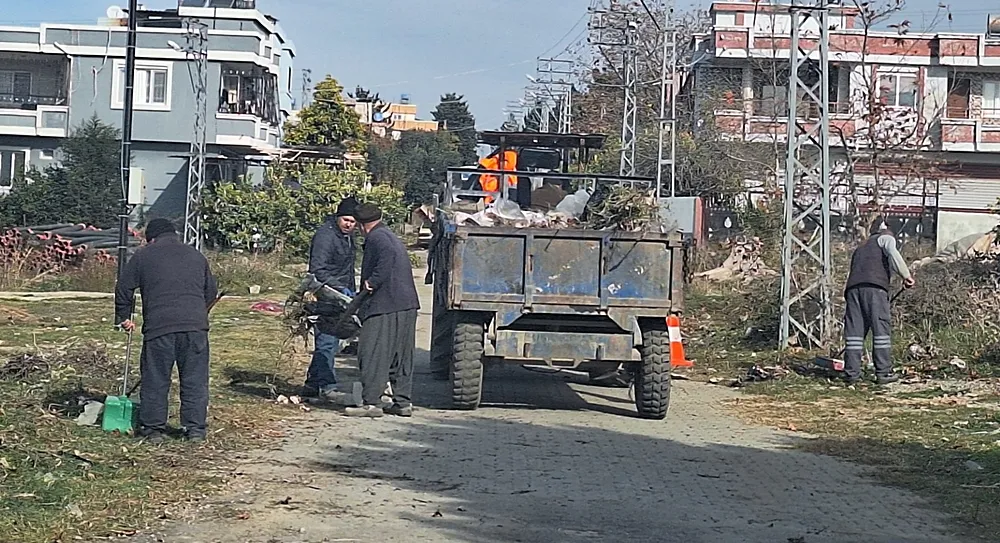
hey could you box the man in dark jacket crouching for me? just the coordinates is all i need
[115,219,218,442]
[346,204,420,418]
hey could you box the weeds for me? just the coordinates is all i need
[207,251,299,295]
[0,299,305,542]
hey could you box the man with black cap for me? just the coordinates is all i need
[346,203,420,418]
[303,196,359,400]
[115,218,218,442]
[843,217,916,386]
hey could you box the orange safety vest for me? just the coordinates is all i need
[479,150,518,203]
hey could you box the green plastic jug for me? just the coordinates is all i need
[102,395,134,434]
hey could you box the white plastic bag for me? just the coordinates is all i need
[555,189,591,218]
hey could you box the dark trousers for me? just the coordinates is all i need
[843,286,892,380]
[139,331,210,437]
[358,309,417,407]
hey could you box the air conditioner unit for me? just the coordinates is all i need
[127,167,144,205]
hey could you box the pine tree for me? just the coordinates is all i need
[431,93,478,165]
[0,116,121,227]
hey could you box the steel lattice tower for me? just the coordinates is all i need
[536,58,575,134]
[655,0,677,198]
[779,1,833,348]
[183,18,209,249]
[618,20,638,177]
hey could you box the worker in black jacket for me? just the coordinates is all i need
[346,203,420,418]
[304,197,359,399]
[115,218,218,443]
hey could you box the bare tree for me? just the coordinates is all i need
[837,0,954,240]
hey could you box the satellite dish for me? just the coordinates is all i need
[106,5,126,19]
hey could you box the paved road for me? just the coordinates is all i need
[133,279,968,543]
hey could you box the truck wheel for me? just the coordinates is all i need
[634,330,671,420]
[430,310,453,381]
[452,316,485,410]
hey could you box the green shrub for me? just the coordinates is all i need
[202,163,406,256]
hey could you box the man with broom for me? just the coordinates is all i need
[115,218,218,443]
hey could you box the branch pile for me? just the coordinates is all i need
[695,236,776,282]
[581,185,659,232]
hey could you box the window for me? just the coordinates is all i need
[0,70,31,103]
[757,85,788,117]
[878,72,918,108]
[39,149,55,160]
[0,150,27,190]
[985,81,1000,119]
[112,60,172,110]
[946,78,971,119]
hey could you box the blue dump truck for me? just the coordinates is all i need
[426,132,685,419]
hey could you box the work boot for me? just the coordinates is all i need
[184,434,206,444]
[876,374,900,386]
[843,375,863,386]
[385,404,413,417]
[322,382,363,407]
[301,385,321,398]
[344,405,384,418]
[141,431,167,444]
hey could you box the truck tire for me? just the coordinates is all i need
[634,330,671,420]
[430,309,453,381]
[452,316,485,410]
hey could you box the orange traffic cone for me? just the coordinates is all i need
[666,315,693,368]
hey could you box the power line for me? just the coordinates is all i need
[540,11,590,58]
[368,59,536,89]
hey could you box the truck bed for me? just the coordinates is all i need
[442,224,685,317]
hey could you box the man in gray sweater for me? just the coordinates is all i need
[346,203,420,418]
[115,219,218,442]
[843,218,916,386]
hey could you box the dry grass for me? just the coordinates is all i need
[0,298,309,542]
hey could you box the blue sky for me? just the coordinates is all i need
[2,1,991,128]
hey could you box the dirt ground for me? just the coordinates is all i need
[123,281,973,543]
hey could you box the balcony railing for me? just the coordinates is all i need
[0,93,67,108]
[746,100,852,118]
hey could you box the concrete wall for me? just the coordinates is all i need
[936,211,1000,252]
[67,56,230,143]
[43,27,262,55]
[132,142,191,220]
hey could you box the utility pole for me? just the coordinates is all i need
[116,0,138,282]
[619,19,638,178]
[182,18,209,250]
[779,0,833,349]
[655,0,677,199]
[300,68,312,109]
[536,58,575,134]
[589,3,640,177]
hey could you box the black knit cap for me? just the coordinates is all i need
[353,203,383,224]
[144,218,176,241]
[336,196,359,217]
